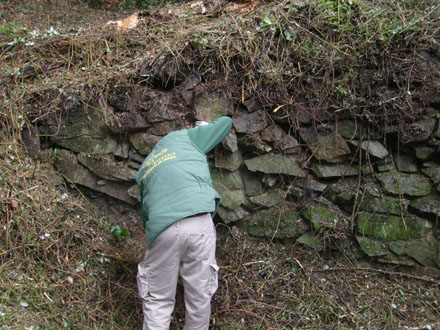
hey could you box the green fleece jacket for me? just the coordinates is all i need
[135,116,233,246]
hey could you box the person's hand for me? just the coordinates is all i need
[195,121,209,127]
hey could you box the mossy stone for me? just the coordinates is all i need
[232,109,268,134]
[297,232,323,250]
[356,236,389,257]
[300,204,343,230]
[215,149,243,171]
[48,108,119,154]
[356,212,432,241]
[357,194,409,216]
[241,170,263,197]
[377,156,395,172]
[324,178,358,209]
[395,154,418,173]
[294,177,328,193]
[211,168,244,191]
[218,205,249,224]
[77,153,136,182]
[405,238,439,268]
[261,125,299,152]
[129,131,162,156]
[421,162,440,184]
[350,140,389,160]
[338,120,360,139]
[300,129,351,163]
[410,195,440,216]
[243,202,309,239]
[248,190,285,208]
[245,153,306,177]
[414,146,435,160]
[194,95,230,122]
[238,134,272,154]
[389,240,408,255]
[211,168,246,211]
[53,150,136,205]
[376,171,432,197]
[311,163,358,178]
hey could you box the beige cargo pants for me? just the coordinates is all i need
[137,213,218,330]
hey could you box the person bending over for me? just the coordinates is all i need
[135,116,233,330]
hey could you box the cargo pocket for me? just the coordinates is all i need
[207,263,219,296]
[137,266,151,300]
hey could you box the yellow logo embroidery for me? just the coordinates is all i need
[141,148,176,183]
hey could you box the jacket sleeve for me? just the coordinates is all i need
[187,116,233,154]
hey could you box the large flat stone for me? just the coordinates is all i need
[421,162,440,184]
[77,153,136,181]
[232,109,268,134]
[356,211,432,241]
[249,190,285,208]
[241,170,264,197]
[300,203,346,230]
[238,134,272,154]
[53,150,137,205]
[405,237,439,268]
[42,104,124,155]
[410,195,440,216]
[401,119,436,144]
[261,125,299,152]
[211,168,246,217]
[105,112,151,133]
[218,205,249,224]
[394,154,418,173]
[389,237,439,268]
[350,140,389,160]
[300,129,351,163]
[358,194,409,216]
[50,124,119,155]
[243,202,309,239]
[245,153,306,177]
[215,149,243,171]
[356,236,390,257]
[414,146,435,161]
[311,163,358,178]
[194,94,230,122]
[129,131,162,156]
[376,171,432,197]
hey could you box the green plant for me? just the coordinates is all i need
[110,224,131,242]
[0,22,27,36]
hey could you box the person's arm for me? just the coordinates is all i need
[187,116,233,154]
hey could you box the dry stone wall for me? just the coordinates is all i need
[25,75,440,272]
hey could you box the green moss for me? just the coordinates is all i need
[405,238,439,268]
[356,235,389,257]
[356,212,432,241]
[244,202,309,239]
[297,232,323,250]
[358,195,409,215]
[300,205,334,229]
